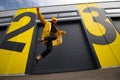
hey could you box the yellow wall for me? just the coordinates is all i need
[0,8,37,74]
[77,3,120,68]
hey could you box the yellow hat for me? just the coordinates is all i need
[52,17,57,21]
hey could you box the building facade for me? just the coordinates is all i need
[0,1,120,75]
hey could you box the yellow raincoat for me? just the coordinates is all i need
[37,8,66,46]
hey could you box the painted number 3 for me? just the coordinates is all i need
[83,7,117,45]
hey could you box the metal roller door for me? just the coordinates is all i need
[111,17,120,34]
[31,20,98,74]
[0,26,7,41]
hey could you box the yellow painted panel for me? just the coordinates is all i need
[6,27,34,74]
[86,3,120,67]
[93,31,120,67]
[77,3,120,67]
[106,19,120,65]
[109,32,120,65]
[77,4,106,37]
[7,8,31,34]
[0,54,11,74]
[0,8,36,74]
[93,44,118,67]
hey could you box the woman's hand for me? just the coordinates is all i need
[37,7,41,14]
[37,7,39,11]
[60,31,66,34]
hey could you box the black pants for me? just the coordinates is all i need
[41,35,57,58]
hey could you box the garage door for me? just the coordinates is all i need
[31,20,98,74]
[111,17,120,34]
[0,26,7,41]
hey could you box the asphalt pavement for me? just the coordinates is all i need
[0,67,120,80]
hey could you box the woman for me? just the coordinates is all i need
[35,8,66,63]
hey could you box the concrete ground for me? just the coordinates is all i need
[0,67,120,80]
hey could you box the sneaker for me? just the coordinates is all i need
[34,54,43,65]
[37,39,42,43]
[34,58,40,65]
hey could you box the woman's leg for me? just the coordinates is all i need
[36,40,53,61]
[36,35,56,60]
[41,40,53,58]
[44,35,57,41]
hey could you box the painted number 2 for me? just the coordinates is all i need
[0,12,36,52]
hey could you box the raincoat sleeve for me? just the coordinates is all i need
[53,27,66,46]
[37,8,51,39]
[37,8,47,24]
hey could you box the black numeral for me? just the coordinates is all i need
[83,7,116,44]
[0,12,36,52]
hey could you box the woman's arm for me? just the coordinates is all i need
[37,8,46,24]
[55,26,66,34]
